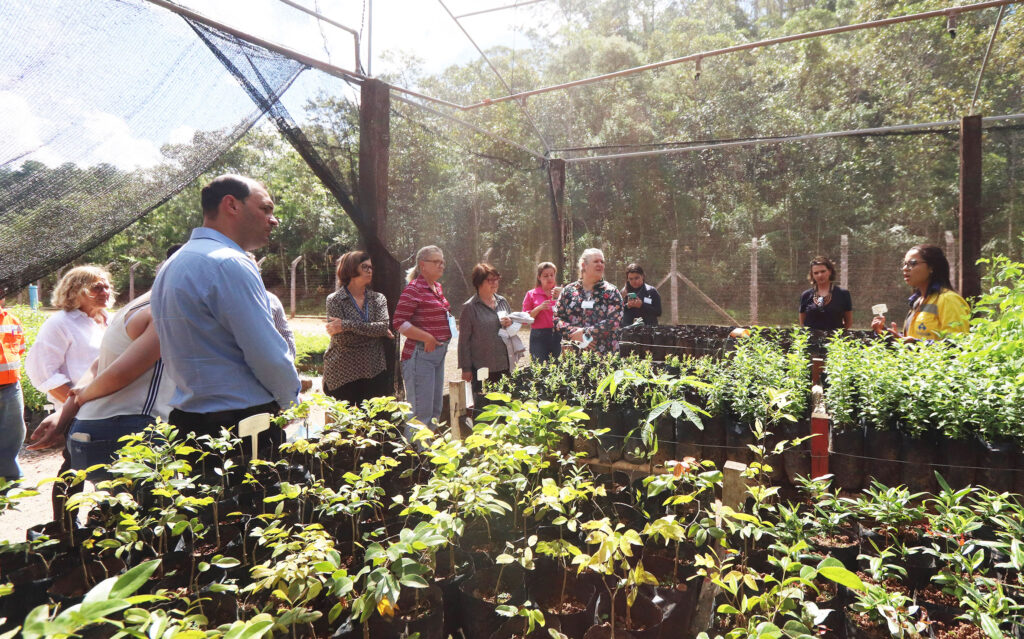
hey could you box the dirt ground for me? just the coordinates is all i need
[0,315,516,542]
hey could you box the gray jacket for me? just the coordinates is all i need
[458,294,512,374]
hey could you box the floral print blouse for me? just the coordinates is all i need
[554,279,623,354]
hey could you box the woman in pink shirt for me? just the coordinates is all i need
[521,261,562,363]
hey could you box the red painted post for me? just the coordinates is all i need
[810,415,830,478]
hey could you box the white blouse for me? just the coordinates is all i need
[25,309,107,402]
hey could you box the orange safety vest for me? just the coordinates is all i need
[0,308,25,385]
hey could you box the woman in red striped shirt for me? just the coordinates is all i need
[393,246,452,435]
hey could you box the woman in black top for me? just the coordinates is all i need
[799,256,852,330]
[621,264,662,326]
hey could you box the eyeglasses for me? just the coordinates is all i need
[359,263,374,272]
[902,259,925,269]
[486,276,501,283]
[425,259,446,267]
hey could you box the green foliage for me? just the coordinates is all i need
[825,250,1024,443]
[294,332,330,375]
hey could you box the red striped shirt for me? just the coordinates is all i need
[392,277,452,360]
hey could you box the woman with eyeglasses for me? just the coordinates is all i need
[393,245,453,432]
[26,266,113,406]
[871,244,970,341]
[459,263,516,398]
[24,265,113,517]
[324,251,394,405]
[798,256,852,331]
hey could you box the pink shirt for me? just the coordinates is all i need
[522,287,556,330]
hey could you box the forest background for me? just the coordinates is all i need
[4,0,1022,327]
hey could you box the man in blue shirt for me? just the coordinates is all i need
[151,174,299,452]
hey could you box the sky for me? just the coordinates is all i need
[0,0,560,171]
[174,0,556,79]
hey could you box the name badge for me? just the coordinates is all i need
[643,297,652,305]
[581,300,595,310]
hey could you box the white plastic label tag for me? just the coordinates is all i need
[581,300,595,310]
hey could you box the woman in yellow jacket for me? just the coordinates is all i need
[872,244,970,341]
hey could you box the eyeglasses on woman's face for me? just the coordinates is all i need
[902,259,925,270]
[359,262,373,273]
[486,276,501,284]
[424,258,446,267]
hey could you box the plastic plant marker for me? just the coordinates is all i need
[871,304,888,316]
[238,413,271,460]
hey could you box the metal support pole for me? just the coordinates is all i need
[960,115,983,298]
[839,234,849,290]
[290,255,303,318]
[750,237,759,325]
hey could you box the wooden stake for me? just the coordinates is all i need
[722,460,749,510]
[449,380,467,440]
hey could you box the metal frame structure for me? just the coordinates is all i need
[147,0,1020,163]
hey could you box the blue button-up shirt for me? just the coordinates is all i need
[151,227,300,413]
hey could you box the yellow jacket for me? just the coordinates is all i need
[903,288,970,340]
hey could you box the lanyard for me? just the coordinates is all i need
[345,286,371,322]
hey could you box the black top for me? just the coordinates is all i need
[622,283,662,327]
[799,286,852,330]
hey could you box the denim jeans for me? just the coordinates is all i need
[67,414,156,481]
[0,382,26,480]
[401,341,448,438]
[528,328,561,363]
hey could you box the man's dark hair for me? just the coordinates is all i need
[201,174,252,217]
[165,244,184,260]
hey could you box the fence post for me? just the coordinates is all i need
[840,234,849,290]
[749,237,759,325]
[670,239,679,324]
[128,261,141,301]
[290,255,303,318]
[945,230,956,289]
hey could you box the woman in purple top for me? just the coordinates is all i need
[521,261,562,363]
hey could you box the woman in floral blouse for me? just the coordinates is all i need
[555,248,623,354]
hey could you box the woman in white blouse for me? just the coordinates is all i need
[26,265,113,404]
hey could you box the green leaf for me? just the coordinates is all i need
[817,566,865,593]
[87,558,160,603]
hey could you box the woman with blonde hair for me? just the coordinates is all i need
[555,248,623,354]
[392,246,452,433]
[26,265,113,404]
[25,264,113,518]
